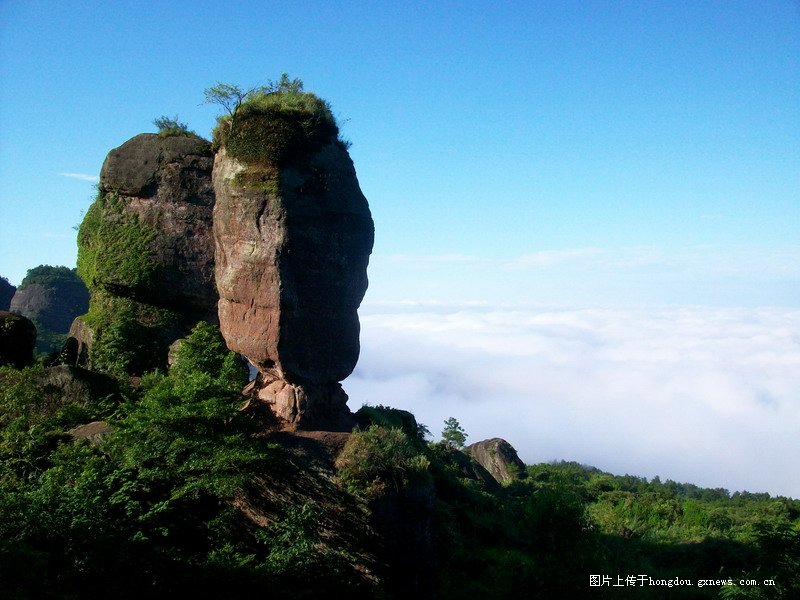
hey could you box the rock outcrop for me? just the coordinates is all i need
[0,311,37,368]
[213,92,373,430]
[9,266,89,354]
[72,132,217,374]
[0,277,15,310]
[37,365,121,409]
[465,438,528,484]
[96,133,218,315]
[68,421,113,445]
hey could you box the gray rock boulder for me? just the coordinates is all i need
[72,132,218,374]
[37,365,120,408]
[465,438,528,484]
[10,266,89,354]
[96,132,218,316]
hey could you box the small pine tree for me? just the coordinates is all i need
[441,417,467,449]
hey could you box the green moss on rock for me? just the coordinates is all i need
[76,191,159,294]
[213,86,341,168]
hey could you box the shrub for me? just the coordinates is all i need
[169,321,248,392]
[335,425,430,498]
[81,292,176,378]
[152,114,195,137]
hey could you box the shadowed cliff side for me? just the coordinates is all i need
[0,277,15,311]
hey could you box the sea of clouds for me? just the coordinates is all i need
[345,303,800,498]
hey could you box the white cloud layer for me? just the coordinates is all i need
[345,304,800,498]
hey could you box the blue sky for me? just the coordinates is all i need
[1,1,799,494]
[1,0,797,304]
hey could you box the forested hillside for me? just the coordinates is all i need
[1,325,797,599]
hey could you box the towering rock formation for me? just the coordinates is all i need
[212,87,373,430]
[71,132,217,374]
[95,133,218,316]
[10,266,89,354]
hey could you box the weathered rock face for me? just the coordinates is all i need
[0,311,37,368]
[9,266,89,354]
[0,277,15,311]
[214,118,373,430]
[10,283,86,333]
[97,133,218,316]
[465,438,528,484]
[72,132,218,374]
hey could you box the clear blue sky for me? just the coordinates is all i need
[1,0,798,305]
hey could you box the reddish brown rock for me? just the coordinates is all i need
[71,132,218,373]
[213,117,373,430]
[98,132,218,317]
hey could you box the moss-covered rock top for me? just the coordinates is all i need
[212,81,342,167]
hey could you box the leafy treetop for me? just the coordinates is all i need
[205,74,342,165]
[152,115,194,137]
[441,417,467,449]
[19,265,81,291]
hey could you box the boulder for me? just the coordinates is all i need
[68,421,112,445]
[97,133,218,315]
[100,133,217,314]
[465,438,528,484]
[213,99,373,430]
[0,277,15,310]
[73,132,218,374]
[9,266,89,354]
[37,365,120,408]
[61,316,93,367]
[0,311,36,368]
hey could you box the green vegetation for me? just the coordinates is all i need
[76,191,173,376]
[18,265,79,291]
[152,114,195,137]
[77,190,158,293]
[207,75,344,194]
[335,424,431,498]
[0,323,368,598]
[80,291,177,378]
[430,459,799,599]
[441,416,467,449]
